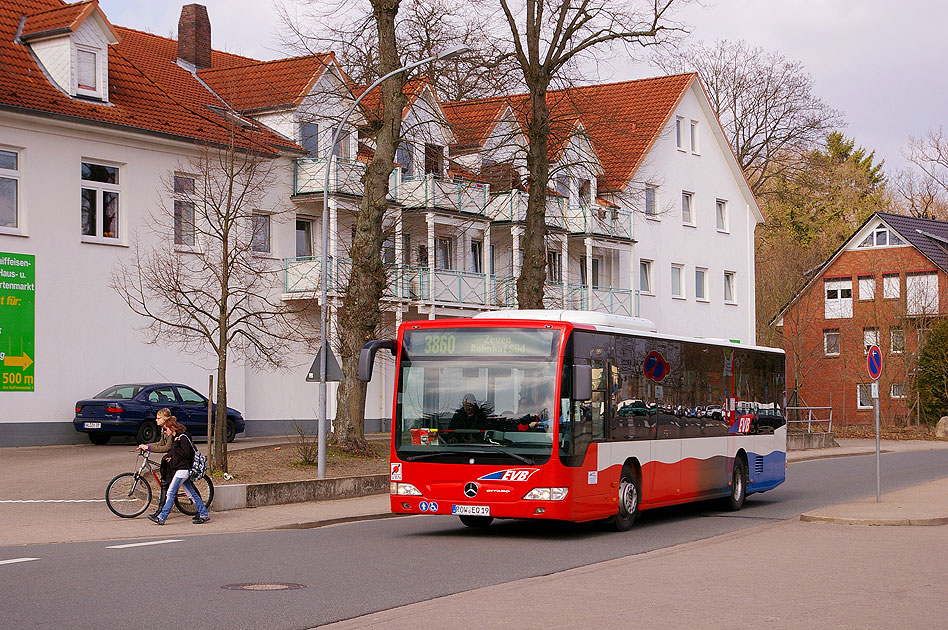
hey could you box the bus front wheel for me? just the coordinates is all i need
[610,467,640,531]
[459,515,494,528]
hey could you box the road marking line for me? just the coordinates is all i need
[106,540,184,549]
[0,499,107,503]
[0,557,40,565]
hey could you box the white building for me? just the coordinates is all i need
[0,1,761,446]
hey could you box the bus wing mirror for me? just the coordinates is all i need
[572,364,592,401]
[358,339,396,382]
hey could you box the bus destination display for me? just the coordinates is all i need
[404,329,556,358]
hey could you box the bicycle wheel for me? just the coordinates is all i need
[106,472,152,518]
[175,475,214,516]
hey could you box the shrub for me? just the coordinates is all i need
[914,317,948,424]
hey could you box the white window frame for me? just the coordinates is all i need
[715,199,728,232]
[907,272,938,316]
[75,45,100,98]
[863,328,879,354]
[675,117,684,150]
[0,146,21,234]
[639,259,653,295]
[435,236,454,270]
[883,274,900,299]
[690,120,700,154]
[890,383,906,399]
[644,184,658,218]
[857,384,873,409]
[858,275,875,301]
[80,160,122,244]
[472,240,484,274]
[681,191,695,226]
[890,327,905,354]
[824,278,853,319]
[724,271,737,305]
[671,263,685,299]
[695,267,708,302]
[824,329,840,356]
[300,121,319,157]
[251,212,272,254]
[546,250,562,283]
[173,174,196,249]
[296,218,314,258]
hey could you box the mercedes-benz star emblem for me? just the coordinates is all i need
[464,482,478,498]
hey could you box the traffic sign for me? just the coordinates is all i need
[643,351,669,382]
[867,344,882,380]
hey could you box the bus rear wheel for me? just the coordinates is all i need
[726,457,747,511]
[610,467,640,531]
[458,515,493,528]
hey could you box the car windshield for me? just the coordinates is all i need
[95,385,145,399]
[395,328,560,463]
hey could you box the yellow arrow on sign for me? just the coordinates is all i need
[3,352,33,370]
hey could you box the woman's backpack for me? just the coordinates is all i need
[182,434,208,481]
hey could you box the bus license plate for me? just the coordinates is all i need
[84,422,102,429]
[452,505,490,516]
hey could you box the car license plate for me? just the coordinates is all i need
[452,505,490,516]
[83,422,102,429]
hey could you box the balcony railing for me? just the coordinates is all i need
[284,256,351,294]
[566,204,633,239]
[294,158,397,198]
[568,285,638,317]
[486,190,567,229]
[397,173,489,214]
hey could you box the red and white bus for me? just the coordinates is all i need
[359,310,786,530]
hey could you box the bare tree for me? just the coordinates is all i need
[495,0,682,308]
[278,0,512,101]
[111,139,310,471]
[903,127,948,219]
[893,168,948,220]
[653,39,842,197]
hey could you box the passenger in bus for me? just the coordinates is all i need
[447,393,487,442]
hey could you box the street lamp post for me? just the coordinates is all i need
[316,46,470,478]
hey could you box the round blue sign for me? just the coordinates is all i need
[867,345,882,380]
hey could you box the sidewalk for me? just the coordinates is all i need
[1,438,947,547]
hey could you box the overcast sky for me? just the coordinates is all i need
[100,0,946,173]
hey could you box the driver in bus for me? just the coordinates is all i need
[448,393,487,442]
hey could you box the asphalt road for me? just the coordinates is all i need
[3,449,948,630]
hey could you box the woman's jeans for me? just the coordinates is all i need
[158,469,209,520]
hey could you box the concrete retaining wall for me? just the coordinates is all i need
[788,432,838,451]
[211,474,389,512]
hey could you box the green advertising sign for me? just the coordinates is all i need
[0,252,35,391]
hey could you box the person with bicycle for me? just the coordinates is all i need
[147,416,210,525]
[138,408,173,519]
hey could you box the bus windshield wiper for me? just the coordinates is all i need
[464,448,535,465]
[402,448,535,465]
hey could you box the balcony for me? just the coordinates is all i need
[566,204,633,239]
[568,285,639,317]
[397,174,489,215]
[283,257,511,308]
[487,190,567,229]
[293,158,397,198]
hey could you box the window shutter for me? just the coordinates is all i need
[78,50,97,90]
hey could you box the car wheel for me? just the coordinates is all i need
[136,420,159,444]
[225,419,237,443]
[89,433,111,445]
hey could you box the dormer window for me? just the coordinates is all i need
[76,47,98,94]
[858,224,905,248]
[20,1,120,102]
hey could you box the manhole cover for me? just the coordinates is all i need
[222,583,307,591]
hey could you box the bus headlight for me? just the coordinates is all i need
[390,482,422,496]
[523,487,569,501]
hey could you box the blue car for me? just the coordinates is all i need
[73,383,245,445]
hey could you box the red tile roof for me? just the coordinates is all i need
[443,74,695,191]
[1,1,300,155]
[19,0,115,41]
[199,53,335,113]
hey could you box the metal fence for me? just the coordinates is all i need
[786,406,833,433]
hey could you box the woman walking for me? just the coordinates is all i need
[147,416,210,525]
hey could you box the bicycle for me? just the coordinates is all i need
[105,451,214,518]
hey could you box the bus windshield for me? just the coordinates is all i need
[394,328,560,464]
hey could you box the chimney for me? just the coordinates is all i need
[177,4,211,69]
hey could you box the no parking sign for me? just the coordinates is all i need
[867,344,882,381]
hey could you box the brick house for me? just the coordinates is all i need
[773,212,948,425]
